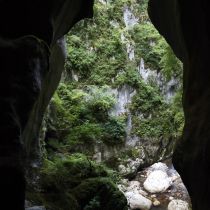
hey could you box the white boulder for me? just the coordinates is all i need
[168,200,189,210]
[125,192,152,210]
[143,170,171,193]
[149,162,168,172]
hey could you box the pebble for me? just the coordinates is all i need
[169,196,174,201]
[153,199,161,206]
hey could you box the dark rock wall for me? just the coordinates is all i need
[2,0,209,209]
[148,0,210,209]
[0,1,93,209]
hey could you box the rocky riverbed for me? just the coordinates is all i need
[118,161,191,210]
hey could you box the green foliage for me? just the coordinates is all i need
[85,85,116,120]
[72,178,128,210]
[170,90,184,137]
[37,0,185,208]
[49,83,87,130]
[46,83,126,153]
[65,0,129,85]
[102,117,126,145]
[115,63,141,88]
[84,196,100,210]
[160,44,183,81]
[131,81,184,139]
[46,0,184,164]
[66,36,96,80]
[41,154,108,189]
[131,81,163,116]
[66,122,103,146]
[131,22,164,70]
[29,154,127,210]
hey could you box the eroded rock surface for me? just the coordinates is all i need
[0,1,93,209]
[148,0,210,209]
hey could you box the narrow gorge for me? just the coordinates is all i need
[25,0,190,209]
[1,0,209,210]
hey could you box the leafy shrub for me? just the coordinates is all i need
[85,85,116,120]
[28,154,127,210]
[65,122,103,146]
[102,117,126,145]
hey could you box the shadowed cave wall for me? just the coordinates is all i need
[148,0,210,209]
[0,0,209,209]
[0,1,93,209]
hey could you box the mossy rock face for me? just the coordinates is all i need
[30,0,184,209]
[27,154,127,210]
[72,178,127,210]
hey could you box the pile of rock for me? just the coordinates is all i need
[118,158,144,176]
[118,162,190,210]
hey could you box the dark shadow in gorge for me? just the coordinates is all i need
[148,0,210,209]
[0,1,94,209]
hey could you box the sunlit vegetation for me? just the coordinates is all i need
[27,0,184,209]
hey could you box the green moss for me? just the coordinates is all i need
[28,154,127,210]
[36,0,184,209]
[72,178,127,210]
[102,117,126,145]
[65,122,103,146]
[130,81,184,139]
[46,83,127,153]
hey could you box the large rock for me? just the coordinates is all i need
[149,162,168,173]
[118,158,144,176]
[125,191,152,210]
[168,200,189,210]
[143,170,171,193]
